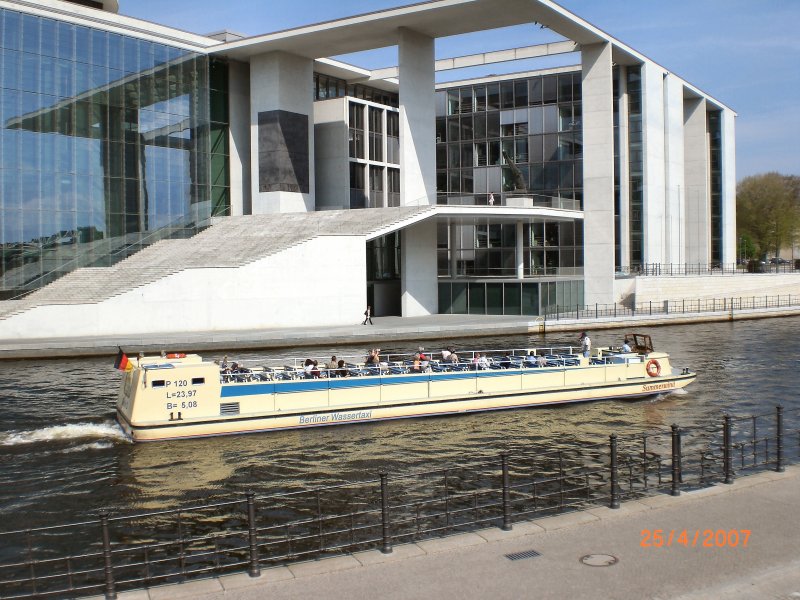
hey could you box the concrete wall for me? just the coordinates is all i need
[228,60,251,216]
[663,74,685,264]
[398,28,435,206]
[0,236,366,339]
[401,219,438,316]
[633,274,800,303]
[313,98,350,210]
[641,61,666,264]
[580,42,615,304]
[721,109,737,264]
[249,52,315,214]
[683,97,709,264]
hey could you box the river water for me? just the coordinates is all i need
[1,317,798,533]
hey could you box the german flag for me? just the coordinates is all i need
[114,348,131,371]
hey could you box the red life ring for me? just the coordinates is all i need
[646,359,661,377]
[166,353,186,359]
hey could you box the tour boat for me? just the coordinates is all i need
[115,334,695,442]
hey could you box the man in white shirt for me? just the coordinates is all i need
[579,332,591,358]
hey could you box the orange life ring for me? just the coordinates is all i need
[646,359,661,377]
[166,353,186,359]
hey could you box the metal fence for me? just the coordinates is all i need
[544,294,800,322]
[0,407,797,600]
[615,262,798,276]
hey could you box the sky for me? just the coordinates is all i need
[119,0,800,181]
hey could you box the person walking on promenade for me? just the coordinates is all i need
[362,305,373,325]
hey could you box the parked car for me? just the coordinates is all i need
[769,257,791,264]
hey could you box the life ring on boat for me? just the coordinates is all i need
[166,353,186,359]
[646,359,661,377]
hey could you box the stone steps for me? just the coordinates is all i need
[0,207,433,321]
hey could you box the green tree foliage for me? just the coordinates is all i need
[737,173,800,258]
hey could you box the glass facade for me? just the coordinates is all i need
[0,8,218,297]
[708,110,722,264]
[434,72,585,315]
[313,72,398,108]
[435,71,583,209]
[625,65,643,268]
[347,100,399,209]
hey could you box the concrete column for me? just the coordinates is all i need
[581,42,615,304]
[683,97,709,264]
[516,221,524,278]
[449,222,458,277]
[617,66,630,270]
[663,74,685,264]
[720,109,737,265]
[398,28,435,207]
[249,51,314,214]
[228,60,251,216]
[401,220,438,316]
[641,61,666,265]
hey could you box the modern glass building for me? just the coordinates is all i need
[0,0,737,339]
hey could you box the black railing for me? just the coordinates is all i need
[543,293,800,322]
[0,407,797,600]
[616,262,798,276]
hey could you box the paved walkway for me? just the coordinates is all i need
[2,306,800,359]
[95,467,800,600]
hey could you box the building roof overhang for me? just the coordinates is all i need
[365,204,583,242]
[210,0,610,61]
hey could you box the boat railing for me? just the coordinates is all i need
[214,346,648,383]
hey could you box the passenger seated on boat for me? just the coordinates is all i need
[441,348,452,361]
[621,339,632,353]
[327,356,338,376]
[448,351,460,364]
[418,349,430,370]
[336,359,348,377]
[221,355,229,370]
[411,353,423,373]
[366,349,381,365]
[536,354,547,367]
[473,352,490,370]
[499,353,512,368]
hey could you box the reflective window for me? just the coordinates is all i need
[0,8,217,296]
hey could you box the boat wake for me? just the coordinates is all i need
[0,421,129,446]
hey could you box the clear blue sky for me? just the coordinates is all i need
[120,0,800,181]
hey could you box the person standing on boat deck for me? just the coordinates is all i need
[579,332,591,358]
[362,305,373,325]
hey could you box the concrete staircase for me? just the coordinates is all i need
[0,206,434,321]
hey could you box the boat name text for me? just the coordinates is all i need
[642,381,676,392]
[299,410,373,425]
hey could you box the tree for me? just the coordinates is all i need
[737,173,800,259]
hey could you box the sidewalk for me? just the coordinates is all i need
[97,466,800,600]
[2,306,800,359]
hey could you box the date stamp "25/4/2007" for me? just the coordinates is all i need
[641,529,751,548]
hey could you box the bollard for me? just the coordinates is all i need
[776,406,785,473]
[670,424,681,496]
[246,492,261,577]
[379,473,393,554]
[723,415,733,484]
[501,453,512,530]
[609,434,620,509]
[99,511,117,600]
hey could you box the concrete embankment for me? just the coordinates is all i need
[1,305,799,359]
[89,466,800,600]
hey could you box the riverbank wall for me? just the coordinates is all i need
[1,302,799,359]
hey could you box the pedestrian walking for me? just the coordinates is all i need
[362,305,373,325]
